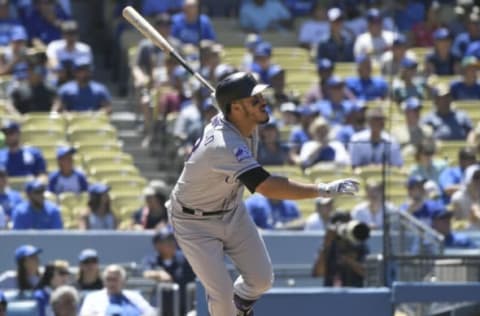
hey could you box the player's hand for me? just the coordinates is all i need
[317,178,360,197]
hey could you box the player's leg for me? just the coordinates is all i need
[171,216,237,316]
[224,205,274,314]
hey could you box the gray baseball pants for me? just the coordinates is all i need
[169,200,274,315]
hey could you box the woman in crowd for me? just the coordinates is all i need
[75,249,103,291]
[34,260,71,316]
[15,245,42,291]
[79,183,117,230]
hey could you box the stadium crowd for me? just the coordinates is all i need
[1,0,480,315]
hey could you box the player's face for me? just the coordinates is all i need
[240,93,269,124]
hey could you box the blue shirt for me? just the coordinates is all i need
[316,34,354,62]
[239,1,291,32]
[444,232,476,248]
[288,126,310,148]
[0,19,23,45]
[244,194,300,229]
[171,13,216,45]
[24,5,69,44]
[0,146,47,176]
[439,166,464,192]
[106,294,142,316]
[449,79,480,100]
[426,51,458,76]
[283,0,316,16]
[394,2,425,32]
[313,100,355,125]
[33,288,51,316]
[58,80,112,112]
[399,199,443,225]
[0,188,23,217]
[141,0,183,15]
[452,33,480,57]
[335,125,365,146]
[345,77,388,100]
[48,169,88,195]
[250,63,283,85]
[12,200,63,229]
[421,110,472,140]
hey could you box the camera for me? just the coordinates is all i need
[331,220,371,245]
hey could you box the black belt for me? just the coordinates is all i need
[182,206,230,216]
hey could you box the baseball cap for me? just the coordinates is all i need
[73,55,92,70]
[10,26,27,42]
[407,174,427,188]
[152,226,175,243]
[366,8,382,22]
[393,34,407,46]
[215,72,269,111]
[78,248,98,262]
[61,20,78,33]
[245,33,262,50]
[149,179,171,197]
[433,28,451,40]
[464,164,480,184]
[1,120,20,132]
[461,56,479,67]
[432,84,451,97]
[262,117,278,129]
[430,207,453,220]
[142,186,156,198]
[316,58,333,71]
[366,106,386,119]
[297,104,319,116]
[401,57,418,69]
[326,75,344,87]
[280,102,297,113]
[25,179,46,193]
[15,244,42,261]
[56,145,76,159]
[401,97,422,111]
[327,7,343,22]
[253,41,272,57]
[88,183,110,195]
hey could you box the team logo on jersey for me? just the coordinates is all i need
[233,145,252,162]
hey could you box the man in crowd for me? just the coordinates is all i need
[12,179,63,230]
[50,285,80,316]
[431,207,477,248]
[48,145,88,195]
[0,120,47,177]
[316,7,354,62]
[0,166,23,218]
[171,0,216,45]
[449,56,480,100]
[239,0,291,33]
[244,193,301,229]
[345,55,388,101]
[439,147,477,201]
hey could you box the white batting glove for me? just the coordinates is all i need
[317,178,360,197]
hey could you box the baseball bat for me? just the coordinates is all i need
[122,6,216,94]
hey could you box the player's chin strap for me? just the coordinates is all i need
[234,294,255,316]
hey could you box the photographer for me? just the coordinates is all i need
[312,212,369,287]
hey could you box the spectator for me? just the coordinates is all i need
[172,93,202,149]
[298,2,329,49]
[345,55,388,101]
[391,58,426,103]
[288,104,318,153]
[142,227,195,316]
[0,165,23,218]
[284,0,317,17]
[0,26,28,79]
[349,106,403,168]
[431,207,476,248]
[141,0,183,16]
[353,8,394,62]
[304,197,334,231]
[451,164,480,229]
[316,7,354,62]
[296,116,350,169]
[380,34,416,77]
[241,33,262,71]
[411,2,441,47]
[24,0,69,45]
[439,147,477,200]
[425,28,459,76]
[171,0,215,45]
[400,175,444,226]
[449,56,480,100]
[0,291,5,316]
[250,42,284,86]
[244,193,301,229]
[421,84,473,140]
[304,58,335,103]
[279,101,299,126]
[75,249,103,291]
[452,12,480,58]
[9,53,57,113]
[46,20,93,85]
[335,101,367,146]
[50,285,80,316]
[34,260,71,316]
[15,244,41,291]
[79,264,155,316]
[12,179,63,229]
[79,183,117,230]
[201,96,219,124]
[393,97,430,146]
[0,0,23,46]
[48,145,88,195]
[239,0,291,33]
[313,76,355,126]
[132,184,169,230]
[257,119,289,166]
[409,139,448,187]
[352,179,395,229]
[54,56,112,114]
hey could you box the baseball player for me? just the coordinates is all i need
[167,72,359,316]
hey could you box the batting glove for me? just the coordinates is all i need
[317,178,360,197]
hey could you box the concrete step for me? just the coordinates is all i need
[110,112,138,130]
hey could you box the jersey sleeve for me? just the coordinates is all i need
[212,140,261,180]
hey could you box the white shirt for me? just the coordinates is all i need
[79,289,156,316]
[351,201,390,228]
[0,205,6,229]
[298,20,330,45]
[46,39,93,68]
[354,30,395,62]
[299,140,350,167]
[304,213,326,231]
[380,50,417,76]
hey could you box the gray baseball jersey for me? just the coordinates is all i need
[171,114,260,212]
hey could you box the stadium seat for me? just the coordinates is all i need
[21,130,66,146]
[8,176,31,191]
[111,193,144,215]
[90,165,140,180]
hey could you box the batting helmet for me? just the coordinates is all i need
[215,72,269,114]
